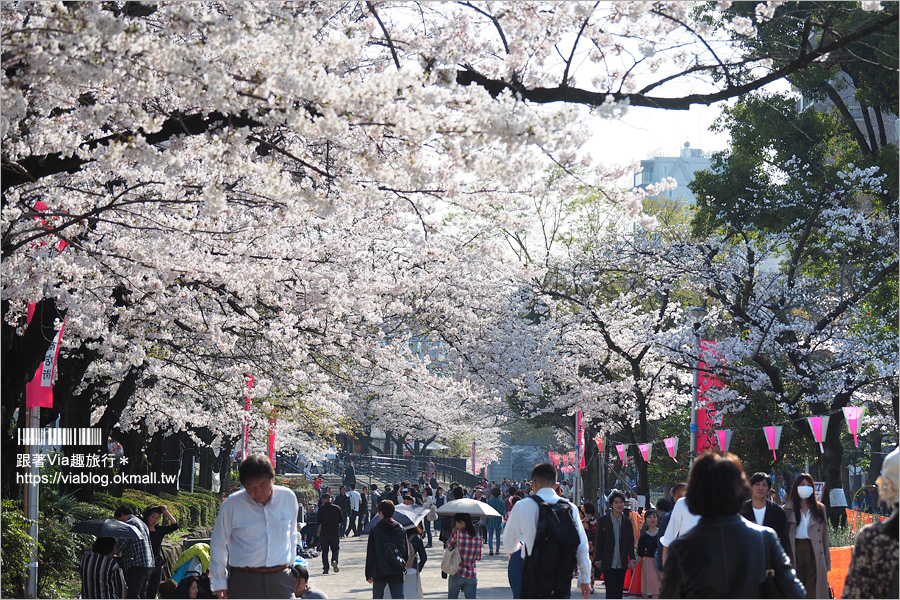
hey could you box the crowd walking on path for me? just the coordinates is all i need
[77,448,898,600]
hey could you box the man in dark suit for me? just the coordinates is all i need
[317,493,343,574]
[594,490,635,599]
[739,472,788,542]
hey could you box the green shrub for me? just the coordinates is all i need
[829,521,860,548]
[37,516,87,599]
[1,500,34,598]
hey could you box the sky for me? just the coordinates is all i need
[587,102,732,170]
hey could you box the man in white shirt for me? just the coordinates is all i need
[346,483,362,537]
[503,463,592,599]
[210,453,298,599]
[659,495,701,566]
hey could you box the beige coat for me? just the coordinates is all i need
[784,503,832,599]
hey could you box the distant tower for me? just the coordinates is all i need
[633,141,712,205]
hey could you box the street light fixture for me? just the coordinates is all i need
[689,306,708,458]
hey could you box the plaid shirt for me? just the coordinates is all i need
[116,516,154,568]
[447,528,482,579]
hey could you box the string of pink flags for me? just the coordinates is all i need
[548,406,867,468]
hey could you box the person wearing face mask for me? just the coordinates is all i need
[783,474,831,599]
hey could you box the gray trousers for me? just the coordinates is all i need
[228,568,294,599]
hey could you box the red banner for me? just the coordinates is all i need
[697,341,725,452]
[24,304,64,408]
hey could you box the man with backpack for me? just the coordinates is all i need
[365,500,409,598]
[502,463,592,599]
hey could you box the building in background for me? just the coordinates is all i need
[633,142,713,205]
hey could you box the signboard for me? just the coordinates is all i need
[814,481,826,504]
[830,488,848,508]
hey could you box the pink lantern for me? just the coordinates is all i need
[616,444,626,464]
[595,435,605,453]
[716,429,733,452]
[763,425,783,461]
[842,406,867,448]
[663,437,678,462]
[808,416,830,453]
[638,443,652,463]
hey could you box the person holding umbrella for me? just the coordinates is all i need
[81,537,127,599]
[446,514,482,599]
[114,505,155,598]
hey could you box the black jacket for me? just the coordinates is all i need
[740,499,788,543]
[317,502,343,538]
[594,513,635,569]
[365,518,409,583]
[661,514,805,599]
[335,492,351,517]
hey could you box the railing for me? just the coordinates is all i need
[349,454,482,490]
[273,451,483,490]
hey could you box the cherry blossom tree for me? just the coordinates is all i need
[689,94,898,516]
[2,1,895,498]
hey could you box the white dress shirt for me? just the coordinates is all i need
[348,489,361,512]
[659,496,701,548]
[209,485,298,592]
[795,509,811,539]
[502,487,592,586]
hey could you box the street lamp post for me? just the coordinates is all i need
[689,306,708,458]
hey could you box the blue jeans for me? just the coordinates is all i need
[372,580,404,598]
[486,526,502,552]
[448,574,477,599]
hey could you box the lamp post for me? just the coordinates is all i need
[689,306,708,458]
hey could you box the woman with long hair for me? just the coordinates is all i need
[783,473,831,599]
[446,513,482,599]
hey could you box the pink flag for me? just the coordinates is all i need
[595,435,605,453]
[268,414,277,467]
[808,416,830,453]
[616,444,626,464]
[576,412,586,469]
[242,375,254,460]
[842,407,866,448]
[664,437,678,462]
[638,443,652,463]
[472,441,476,474]
[716,429,733,452]
[568,451,575,466]
[763,426,782,461]
[24,303,65,409]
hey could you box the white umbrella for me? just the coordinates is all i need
[436,498,501,517]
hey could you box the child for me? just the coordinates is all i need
[636,509,662,598]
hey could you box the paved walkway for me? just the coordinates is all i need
[301,534,608,599]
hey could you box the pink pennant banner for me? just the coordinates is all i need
[663,437,678,462]
[808,416,830,453]
[268,415,277,467]
[242,375,254,460]
[638,443,652,463]
[576,411,586,470]
[716,429,733,452]
[24,303,65,409]
[763,425,782,461]
[616,444,626,464]
[842,406,866,448]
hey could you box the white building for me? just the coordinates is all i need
[633,142,713,204]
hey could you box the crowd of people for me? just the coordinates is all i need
[79,447,898,599]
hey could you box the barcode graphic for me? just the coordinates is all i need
[17,428,103,446]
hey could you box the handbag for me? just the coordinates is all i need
[760,536,787,599]
[441,546,461,575]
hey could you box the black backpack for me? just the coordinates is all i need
[520,495,580,599]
